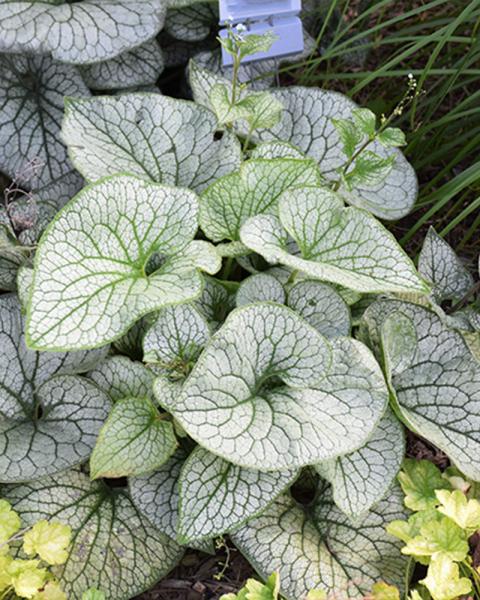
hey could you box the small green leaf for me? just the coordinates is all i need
[238,32,278,59]
[402,516,469,562]
[352,108,377,137]
[398,459,451,511]
[436,489,480,532]
[332,118,363,158]
[420,555,472,600]
[378,127,407,148]
[345,151,396,190]
[90,397,177,479]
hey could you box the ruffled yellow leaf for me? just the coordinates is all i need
[8,559,47,599]
[23,521,71,565]
[0,499,21,543]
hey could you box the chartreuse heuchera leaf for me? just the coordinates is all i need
[241,187,428,294]
[436,489,480,532]
[0,294,110,482]
[363,299,480,480]
[0,1,167,65]
[234,86,418,220]
[23,520,71,565]
[231,483,407,600]
[26,174,221,351]
[3,469,183,599]
[420,555,472,600]
[397,458,451,512]
[62,94,241,192]
[0,55,90,188]
[159,303,388,470]
[315,409,405,518]
[177,446,299,543]
[199,157,322,241]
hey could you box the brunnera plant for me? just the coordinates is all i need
[0,23,478,600]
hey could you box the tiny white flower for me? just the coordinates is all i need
[236,23,247,33]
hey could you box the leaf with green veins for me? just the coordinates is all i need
[90,396,177,479]
[378,128,407,148]
[26,175,220,351]
[381,311,418,376]
[419,227,474,303]
[79,40,164,91]
[130,449,187,541]
[332,118,363,158]
[236,273,286,307]
[209,83,250,125]
[398,459,450,511]
[287,280,351,338]
[165,3,217,42]
[420,555,472,600]
[250,141,306,160]
[352,108,377,137]
[87,356,154,403]
[436,489,480,532]
[3,469,183,600]
[161,303,388,470]
[233,87,417,219]
[200,159,322,242]
[0,55,90,189]
[0,294,110,483]
[315,409,405,519]
[236,92,284,130]
[402,516,469,562]
[62,94,241,192]
[0,1,167,65]
[129,449,214,554]
[344,151,396,190]
[194,276,235,329]
[177,446,298,543]
[363,299,480,481]
[231,484,407,600]
[240,187,428,294]
[143,304,210,371]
